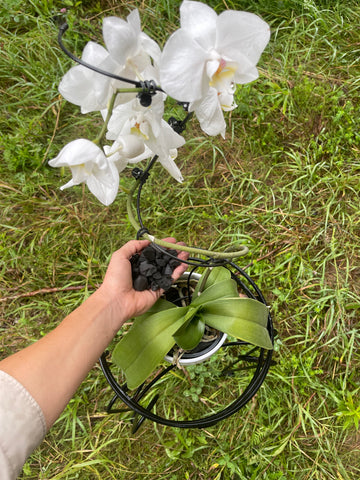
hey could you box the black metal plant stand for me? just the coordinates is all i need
[100,262,274,432]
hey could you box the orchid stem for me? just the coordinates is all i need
[93,88,145,147]
[115,88,144,94]
[143,237,249,259]
[93,91,118,147]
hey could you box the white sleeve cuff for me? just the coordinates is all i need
[0,370,47,479]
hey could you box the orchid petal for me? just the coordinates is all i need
[117,135,145,159]
[86,162,119,206]
[145,120,185,182]
[139,32,162,65]
[106,94,164,142]
[180,0,217,49]
[126,145,153,164]
[126,7,162,64]
[103,16,138,65]
[106,102,136,140]
[103,10,161,72]
[59,42,118,113]
[190,89,226,138]
[59,178,75,190]
[206,59,221,80]
[160,29,209,102]
[48,139,103,167]
[103,142,127,173]
[232,55,260,84]
[159,3,269,137]
[157,149,184,183]
[216,11,270,66]
[126,8,141,33]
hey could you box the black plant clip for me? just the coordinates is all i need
[131,167,144,180]
[168,111,194,134]
[137,80,159,107]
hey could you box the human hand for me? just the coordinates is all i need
[97,238,189,330]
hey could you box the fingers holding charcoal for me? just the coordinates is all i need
[131,245,182,291]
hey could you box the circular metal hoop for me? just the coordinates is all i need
[100,265,274,429]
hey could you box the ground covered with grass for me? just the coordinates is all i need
[1,0,359,478]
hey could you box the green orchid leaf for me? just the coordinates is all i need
[205,297,269,326]
[175,305,201,329]
[191,279,239,306]
[203,298,273,350]
[205,312,273,349]
[192,267,231,297]
[112,306,187,389]
[173,307,205,350]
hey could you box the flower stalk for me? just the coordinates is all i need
[93,90,118,146]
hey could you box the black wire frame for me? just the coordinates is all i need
[99,265,274,429]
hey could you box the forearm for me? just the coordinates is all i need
[0,288,125,429]
[0,238,188,433]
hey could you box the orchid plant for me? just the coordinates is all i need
[50,1,274,389]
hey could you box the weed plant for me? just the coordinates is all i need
[0,0,359,479]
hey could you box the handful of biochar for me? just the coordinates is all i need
[131,244,181,291]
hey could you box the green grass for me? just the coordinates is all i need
[1,0,360,478]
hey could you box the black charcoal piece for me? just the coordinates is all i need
[158,277,173,290]
[132,267,140,276]
[133,275,149,291]
[164,264,173,276]
[139,261,157,276]
[150,282,159,291]
[156,258,167,268]
[169,258,181,268]
[130,253,140,264]
[142,246,156,261]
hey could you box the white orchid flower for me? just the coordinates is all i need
[106,96,185,182]
[59,42,124,114]
[160,0,270,136]
[106,96,162,142]
[49,139,119,206]
[103,64,165,136]
[103,10,161,73]
[59,10,161,114]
